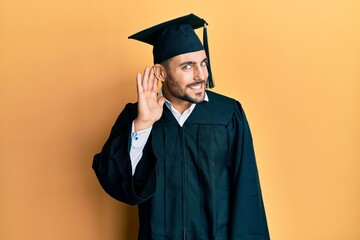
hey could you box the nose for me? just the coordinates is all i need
[194,64,207,81]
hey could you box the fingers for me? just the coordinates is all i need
[142,67,150,91]
[137,66,158,93]
[147,67,156,91]
[151,69,159,92]
[136,72,143,93]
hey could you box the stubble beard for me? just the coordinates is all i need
[166,75,206,104]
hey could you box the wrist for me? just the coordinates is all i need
[134,118,153,132]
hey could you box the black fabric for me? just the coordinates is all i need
[93,91,270,239]
[128,14,206,63]
[128,13,214,88]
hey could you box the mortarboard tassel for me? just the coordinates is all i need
[203,23,215,88]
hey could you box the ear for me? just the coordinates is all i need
[154,64,166,82]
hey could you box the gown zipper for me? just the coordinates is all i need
[180,126,186,240]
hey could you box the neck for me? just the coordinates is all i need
[162,89,192,114]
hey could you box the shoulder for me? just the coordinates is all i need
[206,91,239,107]
[112,102,138,128]
[187,91,243,125]
[206,90,243,113]
[123,102,138,114]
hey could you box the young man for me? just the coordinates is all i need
[93,14,270,240]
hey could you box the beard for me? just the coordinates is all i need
[164,72,206,104]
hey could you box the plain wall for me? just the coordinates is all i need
[1,0,359,239]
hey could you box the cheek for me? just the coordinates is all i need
[204,66,209,77]
[165,74,182,90]
[178,71,195,83]
[169,72,189,86]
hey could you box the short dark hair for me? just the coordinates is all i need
[160,58,172,71]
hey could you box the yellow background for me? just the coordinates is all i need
[1,0,359,239]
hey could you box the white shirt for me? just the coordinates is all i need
[129,92,209,175]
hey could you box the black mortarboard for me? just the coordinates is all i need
[128,13,214,88]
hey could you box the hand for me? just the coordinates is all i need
[134,66,165,131]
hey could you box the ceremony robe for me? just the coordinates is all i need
[93,91,270,240]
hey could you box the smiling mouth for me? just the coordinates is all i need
[188,82,205,90]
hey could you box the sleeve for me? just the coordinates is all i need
[130,121,152,175]
[92,103,157,205]
[227,102,270,239]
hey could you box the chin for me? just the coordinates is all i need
[192,93,206,103]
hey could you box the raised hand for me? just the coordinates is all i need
[134,66,165,131]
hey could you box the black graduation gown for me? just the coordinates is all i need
[93,91,270,240]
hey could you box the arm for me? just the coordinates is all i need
[228,102,270,239]
[130,121,152,175]
[92,67,165,205]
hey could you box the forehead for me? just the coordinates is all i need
[169,50,207,64]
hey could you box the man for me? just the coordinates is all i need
[93,14,270,240]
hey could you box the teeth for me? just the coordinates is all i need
[189,84,202,90]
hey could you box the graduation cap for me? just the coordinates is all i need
[128,13,215,88]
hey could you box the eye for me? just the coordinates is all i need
[182,64,192,70]
[200,60,208,67]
